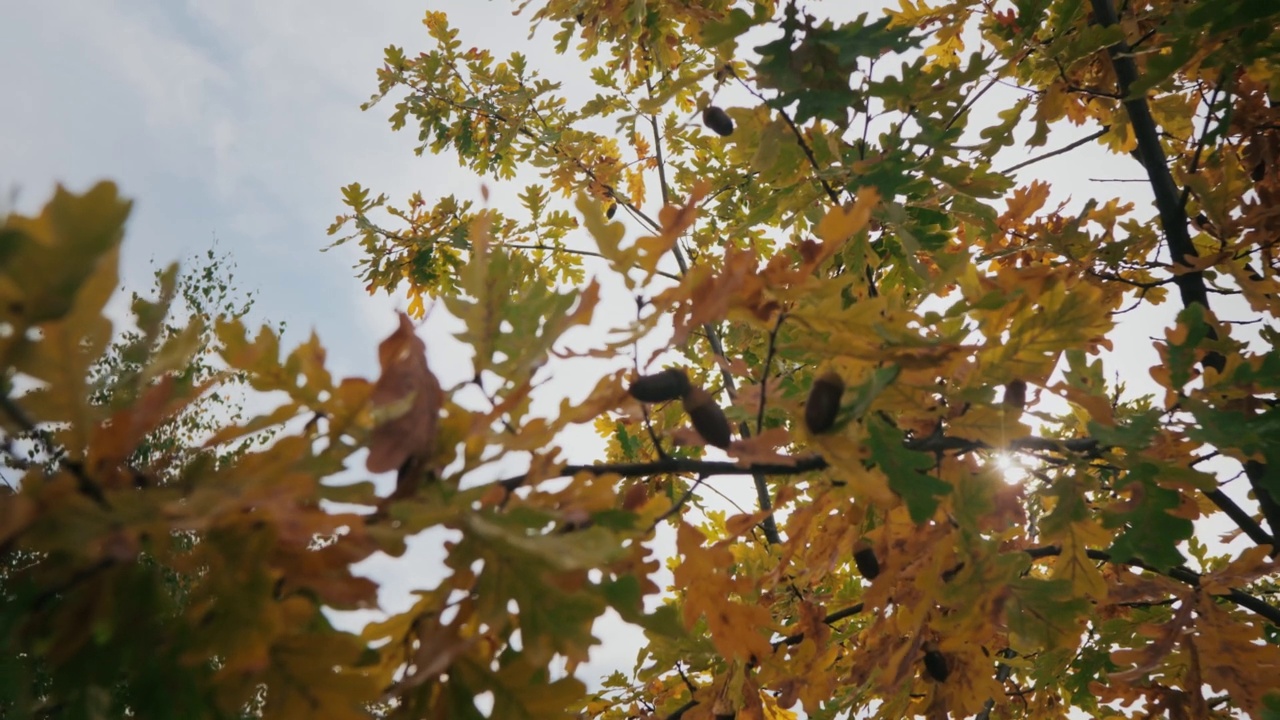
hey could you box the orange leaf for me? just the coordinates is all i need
[999,181,1051,226]
[0,492,35,547]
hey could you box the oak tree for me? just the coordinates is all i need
[4,0,1280,718]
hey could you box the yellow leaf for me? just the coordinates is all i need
[575,193,632,279]
[813,187,879,262]
[999,181,1051,226]
[946,404,1031,447]
[1201,545,1279,594]
[1052,521,1110,600]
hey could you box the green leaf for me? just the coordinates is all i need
[867,416,950,522]
[602,576,684,638]
[1262,691,1280,720]
[844,364,901,420]
[1087,408,1161,449]
[1006,577,1090,654]
[1101,465,1192,571]
[700,8,755,48]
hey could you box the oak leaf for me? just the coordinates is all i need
[366,313,442,477]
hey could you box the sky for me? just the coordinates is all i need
[1,0,665,685]
[1,0,1261,705]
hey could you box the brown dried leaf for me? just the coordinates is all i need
[366,313,442,475]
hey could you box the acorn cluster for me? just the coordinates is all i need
[628,369,732,448]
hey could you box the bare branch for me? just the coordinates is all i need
[1000,128,1108,174]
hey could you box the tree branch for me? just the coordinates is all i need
[497,454,830,493]
[1000,128,1108,174]
[737,80,842,205]
[755,313,787,436]
[493,434,1113,491]
[771,601,867,652]
[491,433,1280,562]
[1088,0,1214,325]
[646,76,782,545]
[1090,0,1278,555]
[1026,545,1280,625]
[501,243,681,281]
[1205,486,1275,548]
[665,699,698,720]
[0,391,109,509]
[1245,460,1280,556]
[1177,80,1226,210]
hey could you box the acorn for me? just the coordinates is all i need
[1002,379,1027,410]
[923,650,949,683]
[853,542,880,580]
[702,105,734,137]
[606,201,618,219]
[683,387,733,448]
[628,368,691,403]
[804,370,845,434]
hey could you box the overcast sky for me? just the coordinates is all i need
[1,0,595,372]
[0,0,668,684]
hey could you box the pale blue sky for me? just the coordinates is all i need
[0,0,660,683]
[1,0,564,378]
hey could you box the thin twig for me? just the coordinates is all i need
[755,313,788,436]
[1000,128,1108,174]
[0,392,109,508]
[736,79,842,205]
[945,67,1001,133]
[1027,544,1280,625]
[650,476,708,529]
[1177,80,1226,210]
[502,243,681,281]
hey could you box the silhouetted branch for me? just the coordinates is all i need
[1001,128,1108,174]
[1245,461,1280,557]
[1026,545,1280,625]
[1088,0,1215,332]
[0,392,110,509]
[495,434,1108,491]
[1205,486,1275,548]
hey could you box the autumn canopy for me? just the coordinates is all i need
[4,0,1280,718]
